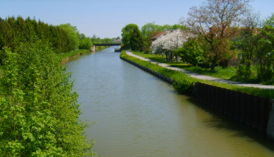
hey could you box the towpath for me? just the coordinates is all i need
[126,51,274,89]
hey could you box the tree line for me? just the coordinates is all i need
[121,23,186,52]
[0,17,98,155]
[0,17,117,65]
[121,0,274,83]
[0,17,91,53]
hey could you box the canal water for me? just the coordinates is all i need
[66,47,274,157]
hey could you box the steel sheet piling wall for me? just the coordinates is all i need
[121,56,273,139]
[194,82,272,135]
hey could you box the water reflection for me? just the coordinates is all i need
[66,47,274,157]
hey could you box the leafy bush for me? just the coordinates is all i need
[0,42,91,156]
[79,34,92,49]
[175,38,206,66]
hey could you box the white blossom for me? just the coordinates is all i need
[151,29,195,54]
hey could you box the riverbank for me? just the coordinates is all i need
[120,50,274,139]
[60,49,92,64]
[120,51,273,99]
[132,52,274,85]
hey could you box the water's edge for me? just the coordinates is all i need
[120,54,274,140]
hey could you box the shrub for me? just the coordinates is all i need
[175,38,206,66]
[0,42,91,156]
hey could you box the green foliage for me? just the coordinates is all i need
[141,23,162,38]
[0,17,79,56]
[175,38,206,66]
[141,23,187,38]
[122,51,274,98]
[59,24,80,50]
[121,24,144,51]
[141,23,187,52]
[235,28,257,80]
[0,42,91,156]
[256,25,274,82]
[264,13,274,27]
[79,34,92,49]
[173,78,194,94]
[120,51,194,93]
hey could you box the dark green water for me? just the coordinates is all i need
[66,47,274,157]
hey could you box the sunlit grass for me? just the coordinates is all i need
[58,49,91,60]
[121,51,274,99]
[133,52,273,85]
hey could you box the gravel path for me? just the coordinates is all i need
[126,51,274,89]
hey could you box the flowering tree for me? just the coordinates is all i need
[151,29,194,61]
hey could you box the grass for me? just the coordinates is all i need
[58,49,91,64]
[58,49,91,60]
[121,51,274,99]
[132,52,273,85]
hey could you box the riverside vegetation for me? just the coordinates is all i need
[0,17,115,156]
[120,51,273,99]
[120,0,274,98]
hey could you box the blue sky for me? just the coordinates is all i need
[0,0,273,38]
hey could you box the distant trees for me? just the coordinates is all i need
[120,23,188,52]
[0,17,74,54]
[79,33,93,49]
[59,24,80,50]
[141,23,187,52]
[0,17,94,64]
[121,24,144,51]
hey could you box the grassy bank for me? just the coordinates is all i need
[121,51,274,99]
[59,49,91,64]
[132,52,273,85]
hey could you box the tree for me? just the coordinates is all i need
[141,23,162,38]
[186,0,250,69]
[121,24,144,51]
[235,13,260,80]
[0,17,82,55]
[79,33,93,49]
[255,17,274,82]
[141,23,188,52]
[264,13,274,27]
[151,30,194,61]
[59,24,80,51]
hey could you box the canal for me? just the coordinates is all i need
[66,47,274,157]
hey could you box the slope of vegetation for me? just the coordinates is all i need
[0,17,98,156]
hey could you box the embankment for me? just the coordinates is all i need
[120,51,274,140]
[60,49,91,64]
